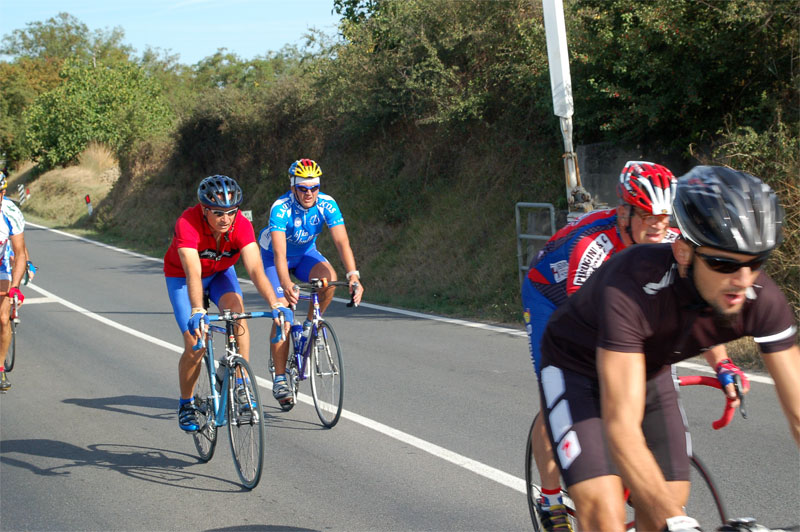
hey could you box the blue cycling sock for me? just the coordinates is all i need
[179,397,194,406]
[274,374,286,382]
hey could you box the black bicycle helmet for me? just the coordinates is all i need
[673,166,783,255]
[197,175,243,209]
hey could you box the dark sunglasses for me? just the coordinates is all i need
[695,252,768,274]
[295,185,320,194]
[208,207,238,217]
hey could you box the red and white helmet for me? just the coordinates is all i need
[617,161,676,215]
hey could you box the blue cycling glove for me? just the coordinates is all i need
[271,306,293,344]
[187,311,209,333]
[272,306,294,324]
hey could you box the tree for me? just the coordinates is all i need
[0,12,132,64]
[24,59,173,168]
[566,0,799,150]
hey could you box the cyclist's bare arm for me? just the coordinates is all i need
[329,224,363,305]
[269,230,298,306]
[598,348,685,527]
[762,345,800,447]
[177,248,206,343]
[239,242,280,310]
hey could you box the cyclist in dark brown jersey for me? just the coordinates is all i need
[538,166,799,531]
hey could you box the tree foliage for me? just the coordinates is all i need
[565,0,799,150]
[24,60,173,168]
[0,12,132,64]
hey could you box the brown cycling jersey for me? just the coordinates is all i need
[540,243,797,379]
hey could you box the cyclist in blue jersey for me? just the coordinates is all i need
[0,173,28,392]
[259,159,364,407]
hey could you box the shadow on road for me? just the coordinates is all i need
[62,394,174,420]
[0,439,246,492]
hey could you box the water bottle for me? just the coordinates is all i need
[291,321,303,349]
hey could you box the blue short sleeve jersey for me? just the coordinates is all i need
[259,190,344,256]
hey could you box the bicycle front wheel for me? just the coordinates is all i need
[227,357,264,489]
[5,317,16,372]
[192,348,217,462]
[309,321,344,428]
[686,454,727,528]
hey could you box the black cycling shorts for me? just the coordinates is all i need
[537,364,690,487]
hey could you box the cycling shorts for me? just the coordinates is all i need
[538,364,690,487]
[260,246,328,299]
[522,277,557,377]
[165,266,242,334]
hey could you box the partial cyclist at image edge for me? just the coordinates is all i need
[0,171,28,392]
[521,161,743,531]
[163,174,290,432]
[258,158,364,409]
[537,166,799,531]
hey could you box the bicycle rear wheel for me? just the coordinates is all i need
[5,316,16,372]
[525,416,579,531]
[309,321,344,427]
[227,357,264,489]
[192,349,217,462]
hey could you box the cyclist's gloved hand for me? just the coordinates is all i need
[187,310,209,334]
[663,516,702,532]
[23,261,36,285]
[272,306,293,324]
[8,287,23,305]
[716,358,750,392]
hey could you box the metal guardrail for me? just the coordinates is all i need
[515,202,556,286]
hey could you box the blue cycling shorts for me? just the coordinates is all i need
[260,246,328,298]
[522,277,557,377]
[165,266,242,334]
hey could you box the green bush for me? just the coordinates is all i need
[23,59,173,168]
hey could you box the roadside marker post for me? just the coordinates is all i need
[85,194,93,216]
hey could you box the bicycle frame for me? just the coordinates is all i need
[279,279,352,384]
[202,309,272,425]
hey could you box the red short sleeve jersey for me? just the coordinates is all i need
[163,204,256,277]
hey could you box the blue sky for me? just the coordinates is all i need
[0,0,342,65]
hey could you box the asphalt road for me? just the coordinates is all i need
[0,223,797,531]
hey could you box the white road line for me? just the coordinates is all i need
[24,281,527,493]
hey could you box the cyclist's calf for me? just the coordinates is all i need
[569,475,628,531]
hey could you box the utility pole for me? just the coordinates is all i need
[542,0,593,218]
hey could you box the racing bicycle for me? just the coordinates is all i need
[270,278,353,428]
[191,308,269,489]
[525,372,744,530]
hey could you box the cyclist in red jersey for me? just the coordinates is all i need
[164,175,292,432]
[523,162,741,530]
[537,167,799,531]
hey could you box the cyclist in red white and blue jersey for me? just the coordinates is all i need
[259,159,364,407]
[0,172,28,392]
[522,162,741,530]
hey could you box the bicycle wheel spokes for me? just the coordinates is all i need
[227,357,264,489]
[309,321,344,428]
[192,353,218,462]
[5,316,16,372]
